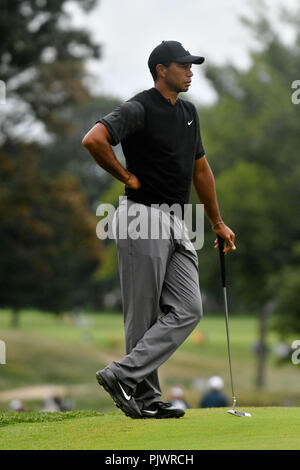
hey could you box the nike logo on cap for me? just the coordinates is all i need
[118,382,131,401]
[188,120,193,126]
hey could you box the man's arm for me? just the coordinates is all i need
[193,156,236,254]
[82,123,140,190]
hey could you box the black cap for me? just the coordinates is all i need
[148,40,205,72]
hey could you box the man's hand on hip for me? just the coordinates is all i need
[124,173,141,190]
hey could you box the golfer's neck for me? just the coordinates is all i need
[155,83,178,106]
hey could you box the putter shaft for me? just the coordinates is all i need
[222,286,236,411]
[218,235,251,417]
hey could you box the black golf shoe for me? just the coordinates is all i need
[96,368,142,419]
[141,401,185,419]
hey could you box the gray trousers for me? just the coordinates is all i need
[109,197,202,408]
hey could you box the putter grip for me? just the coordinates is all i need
[217,235,226,288]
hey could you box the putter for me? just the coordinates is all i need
[217,235,251,418]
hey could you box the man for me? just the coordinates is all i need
[82,40,236,419]
[169,387,191,410]
[200,376,229,408]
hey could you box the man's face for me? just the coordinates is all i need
[161,62,193,93]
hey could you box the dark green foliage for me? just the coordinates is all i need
[191,6,300,334]
[0,143,103,313]
[0,1,105,316]
[0,410,103,428]
[0,0,100,138]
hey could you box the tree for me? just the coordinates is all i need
[192,2,300,387]
[0,144,103,325]
[41,96,122,207]
[271,245,300,336]
[0,0,100,141]
[0,1,106,323]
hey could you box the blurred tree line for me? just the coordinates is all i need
[191,4,300,386]
[0,0,299,365]
[0,0,122,325]
[196,7,300,324]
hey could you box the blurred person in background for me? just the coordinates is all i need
[41,395,73,412]
[41,395,62,412]
[199,376,229,408]
[169,386,191,410]
[9,399,25,412]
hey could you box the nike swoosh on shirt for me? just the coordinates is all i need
[118,382,131,401]
[188,120,193,125]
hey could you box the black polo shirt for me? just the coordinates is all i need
[97,87,205,210]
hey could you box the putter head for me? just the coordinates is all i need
[227,409,251,417]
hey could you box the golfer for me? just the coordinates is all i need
[82,40,236,419]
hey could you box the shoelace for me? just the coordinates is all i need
[155,401,172,408]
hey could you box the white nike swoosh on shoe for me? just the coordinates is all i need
[118,381,131,401]
[142,409,158,416]
[188,120,193,125]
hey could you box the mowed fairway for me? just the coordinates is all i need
[1,311,300,412]
[1,407,300,450]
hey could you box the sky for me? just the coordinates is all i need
[68,0,299,105]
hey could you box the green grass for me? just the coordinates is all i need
[1,408,300,450]
[0,410,102,427]
[0,308,124,347]
[0,309,299,450]
[0,309,299,414]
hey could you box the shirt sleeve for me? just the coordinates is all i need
[95,100,145,146]
[194,108,205,160]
